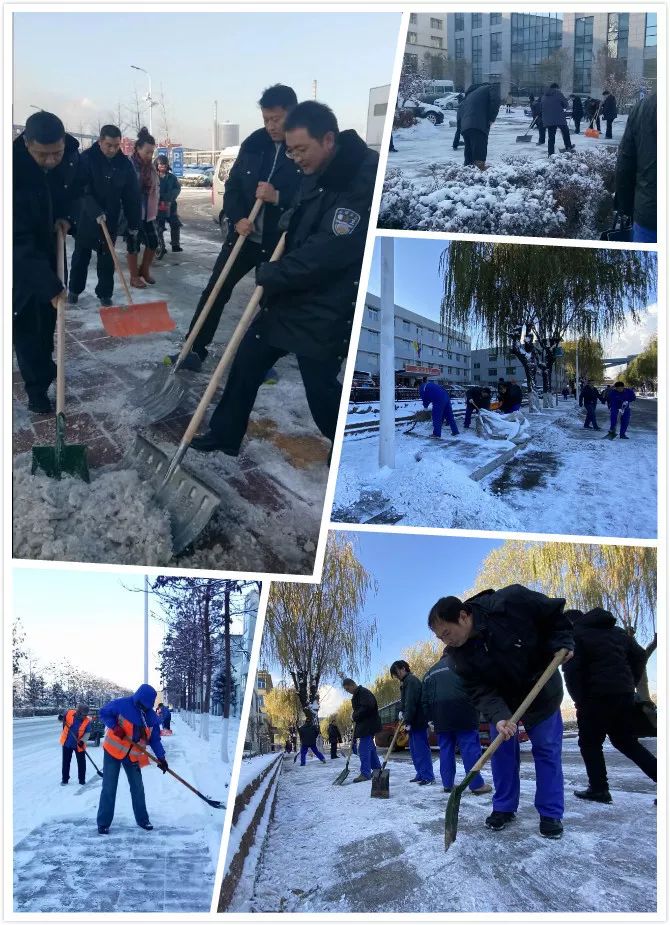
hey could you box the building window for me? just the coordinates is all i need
[404,53,418,72]
[607,12,629,59]
[455,13,464,32]
[455,37,464,59]
[431,35,443,49]
[573,15,594,95]
[472,34,483,82]
[488,368,498,376]
[257,677,266,689]
[506,366,516,374]
[407,31,417,44]
[474,362,480,369]
[367,307,378,321]
[474,375,480,381]
[430,17,443,30]
[490,32,502,62]
[471,13,482,29]
[645,13,657,46]
[511,12,564,97]
[643,57,657,81]
[409,12,417,24]
[490,12,502,26]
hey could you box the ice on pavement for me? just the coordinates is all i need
[13,713,237,913]
[233,738,656,914]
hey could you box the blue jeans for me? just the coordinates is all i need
[431,397,459,437]
[300,744,325,765]
[358,735,382,778]
[490,710,564,819]
[633,223,656,244]
[408,728,435,781]
[584,401,599,428]
[438,730,485,790]
[610,406,631,435]
[97,750,150,828]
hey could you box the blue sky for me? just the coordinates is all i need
[12,12,400,147]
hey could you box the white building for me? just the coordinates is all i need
[356,292,470,385]
[470,347,526,386]
[404,12,449,76]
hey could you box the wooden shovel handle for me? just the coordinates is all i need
[175,198,264,367]
[180,231,287,447]
[469,648,570,777]
[55,226,67,416]
[99,217,134,306]
[381,718,405,770]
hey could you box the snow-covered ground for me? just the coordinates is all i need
[333,402,657,539]
[13,712,238,912]
[234,737,657,914]
[391,106,627,181]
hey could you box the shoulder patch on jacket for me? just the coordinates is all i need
[332,208,361,236]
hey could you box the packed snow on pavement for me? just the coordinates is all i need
[13,713,237,913]
[333,404,656,539]
[233,738,657,914]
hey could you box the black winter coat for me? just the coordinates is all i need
[580,384,600,406]
[500,383,523,411]
[327,722,342,744]
[422,651,479,733]
[615,94,657,231]
[601,94,618,121]
[571,96,584,120]
[460,84,500,135]
[563,609,647,705]
[13,132,81,317]
[466,386,491,409]
[447,584,574,728]
[298,721,319,747]
[399,672,427,729]
[255,130,378,361]
[223,127,302,251]
[350,685,382,739]
[75,142,141,248]
[541,88,569,128]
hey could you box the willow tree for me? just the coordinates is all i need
[464,541,657,697]
[561,338,605,385]
[264,683,303,741]
[440,243,655,407]
[263,533,377,713]
[371,639,443,711]
[625,336,657,390]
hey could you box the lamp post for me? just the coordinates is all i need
[131,65,153,133]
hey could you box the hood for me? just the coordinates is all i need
[576,608,617,630]
[133,684,157,710]
[321,130,372,192]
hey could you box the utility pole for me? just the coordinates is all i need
[312,79,317,99]
[379,237,396,469]
[213,99,218,155]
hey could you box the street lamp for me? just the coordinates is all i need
[131,64,154,134]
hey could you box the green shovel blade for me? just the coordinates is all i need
[31,413,90,482]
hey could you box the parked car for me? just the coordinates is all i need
[397,97,444,125]
[434,92,462,110]
[180,165,212,188]
[352,371,376,388]
[211,145,241,235]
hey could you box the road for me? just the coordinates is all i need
[177,186,222,241]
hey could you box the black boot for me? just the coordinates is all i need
[98,826,110,834]
[485,810,515,831]
[190,432,237,456]
[171,226,182,252]
[574,786,612,803]
[28,393,53,414]
[539,816,564,839]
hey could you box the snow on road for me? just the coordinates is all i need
[13,713,236,913]
[236,738,656,914]
[333,404,656,539]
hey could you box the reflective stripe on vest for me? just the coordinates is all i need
[103,714,151,766]
[59,709,90,751]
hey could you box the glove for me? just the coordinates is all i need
[156,758,169,774]
[111,724,126,740]
[77,739,85,748]
[621,401,629,410]
[398,711,404,721]
[95,212,107,225]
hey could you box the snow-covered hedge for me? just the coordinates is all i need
[379,148,616,239]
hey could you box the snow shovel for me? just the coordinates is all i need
[444,648,570,851]
[84,750,104,778]
[130,198,264,422]
[333,742,356,785]
[515,117,537,143]
[122,737,225,809]
[31,227,90,483]
[97,217,175,337]
[371,719,404,798]
[126,231,287,554]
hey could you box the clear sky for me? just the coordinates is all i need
[368,237,658,359]
[12,11,400,147]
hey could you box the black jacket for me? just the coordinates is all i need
[75,142,141,248]
[563,608,647,705]
[399,672,427,729]
[350,685,382,738]
[297,721,319,747]
[500,383,523,411]
[460,84,500,135]
[580,384,600,406]
[223,127,302,251]
[571,96,584,120]
[601,94,618,121]
[447,584,574,728]
[13,132,81,317]
[615,93,656,232]
[255,130,378,361]
[327,722,342,744]
[541,88,569,128]
[466,386,491,410]
[422,651,479,733]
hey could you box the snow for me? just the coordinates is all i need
[232,737,656,913]
[333,403,657,538]
[381,107,625,239]
[237,752,282,793]
[13,712,238,912]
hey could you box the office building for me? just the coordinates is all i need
[470,346,526,386]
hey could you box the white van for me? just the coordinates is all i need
[366,85,390,151]
[211,145,241,235]
[428,79,455,95]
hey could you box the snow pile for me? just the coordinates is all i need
[380,148,616,239]
[12,455,173,565]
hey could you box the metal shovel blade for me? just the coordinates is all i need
[129,365,187,423]
[100,301,176,337]
[515,134,533,142]
[370,768,390,798]
[333,760,351,786]
[127,434,221,553]
[31,413,90,482]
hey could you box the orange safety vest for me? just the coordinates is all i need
[59,709,90,752]
[103,714,151,766]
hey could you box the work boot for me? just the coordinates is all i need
[171,244,183,252]
[28,393,53,414]
[190,432,237,456]
[619,434,629,440]
[443,786,453,793]
[127,253,147,289]
[574,786,612,803]
[485,810,515,831]
[139,249,157,285]
[352,774,371,783]
[98,826,110,835]
[99,296,113,308]
[471,783,493,795]
[60,781,68,786]
[419,779,435,786]
[166,350,203,373]
[409,776,421,783]
[539,816,563,839]
[138,822,154,831]
[263,367,279,385]
[67,291,78,304]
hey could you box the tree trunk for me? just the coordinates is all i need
[221,585,232,762]
[637,634,657,701]
[202,585,213,742]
